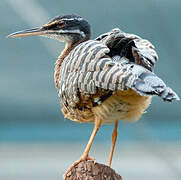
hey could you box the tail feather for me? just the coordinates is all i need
[160,87,180,102]
[132,72,180,102]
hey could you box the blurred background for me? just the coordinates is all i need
[0,0,181,179]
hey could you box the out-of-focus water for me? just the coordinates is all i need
[0,119,181,142]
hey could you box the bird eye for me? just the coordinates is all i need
[42,20,65,30]
[59,21,65,27]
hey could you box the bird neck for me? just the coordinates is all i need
[54,42,78,89]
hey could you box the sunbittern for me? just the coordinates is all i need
[8,14,179,177]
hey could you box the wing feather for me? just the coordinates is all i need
[59,40,179,107]
[96,28,158,71]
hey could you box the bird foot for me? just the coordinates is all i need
[63,155,95,179]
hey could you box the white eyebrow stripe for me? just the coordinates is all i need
[58,29,86,38]
[61,17,83,21]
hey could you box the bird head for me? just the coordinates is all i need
[8,14,91,44]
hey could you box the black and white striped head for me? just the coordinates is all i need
[8,14,91,44]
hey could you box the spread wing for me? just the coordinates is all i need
[59,40,179,105]
[96,28,158,72]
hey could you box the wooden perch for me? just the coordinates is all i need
[64,160,122,180]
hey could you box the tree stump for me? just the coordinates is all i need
[64,160,122,180]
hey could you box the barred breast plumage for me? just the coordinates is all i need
[57,29,179,124]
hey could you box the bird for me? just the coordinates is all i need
[8,14,180,177]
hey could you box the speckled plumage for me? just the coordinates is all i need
[56,28,179,124]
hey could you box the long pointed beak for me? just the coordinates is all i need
[7,27,46,38]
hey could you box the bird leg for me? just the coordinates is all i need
[108,120,118,167]
[64,116,102,178]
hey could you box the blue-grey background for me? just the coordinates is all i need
[0,0,181,180]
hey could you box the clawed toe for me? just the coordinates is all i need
[63,155,95,179]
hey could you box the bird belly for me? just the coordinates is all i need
[93,90,152,124]
[62,89,151,124]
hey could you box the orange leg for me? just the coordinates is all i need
[108,120,118,167]
[64,116,102,178]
